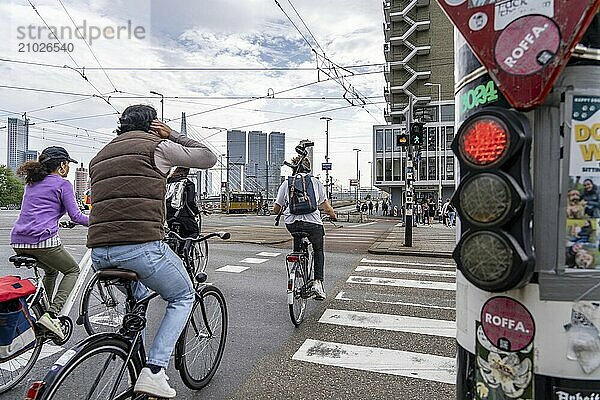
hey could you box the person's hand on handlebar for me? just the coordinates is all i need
[59,221,77,229]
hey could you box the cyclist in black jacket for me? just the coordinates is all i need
[166,167,200,237]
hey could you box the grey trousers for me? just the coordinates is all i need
[14,245,80,315]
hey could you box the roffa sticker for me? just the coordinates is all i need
[481,296,535,352]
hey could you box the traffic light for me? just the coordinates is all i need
[396,132,409,147]
[410,122,424,146]
[451,107,534,292]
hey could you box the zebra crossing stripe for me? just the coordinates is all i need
[335,291,456,311]
[356,265,455,277]
[347,222,378,228]
[319,309,455,338]
[347,276,456,291]
[0,344,64,372]
[292,339,456,384]
[215,265,250,273]
[256,252,281,257]
[360,258,455,268]
[240,258,268,264]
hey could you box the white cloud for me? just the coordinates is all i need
[0,0,385,190]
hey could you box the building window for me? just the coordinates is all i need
[418,158,426,181]
[393,129,401,151]
[385,129,392,152]
[428,157,436,180]
[441,105,455,122]
[446,157,454,180]
[385,158,392,181]
[446,126,454,150]
[393,158,401,181]
[376,130,383,152]
[427,127,436,151]
[376,158,383,181]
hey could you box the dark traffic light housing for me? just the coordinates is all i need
[451,107,535,292]
[410,122,424,146]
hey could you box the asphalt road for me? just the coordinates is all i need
[0,211,456,399]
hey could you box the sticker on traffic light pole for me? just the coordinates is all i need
[436,0,600,109]
[565,95,600,271]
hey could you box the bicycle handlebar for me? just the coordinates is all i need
[167,230,230,242]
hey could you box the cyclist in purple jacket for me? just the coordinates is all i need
[10,146,89,340]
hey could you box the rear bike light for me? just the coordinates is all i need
[460,117,509,168]
[459,173,512,226]
[286,255,300,263]
[459,231,513,283]
[26,381,45,399]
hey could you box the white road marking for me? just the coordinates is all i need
[326,235,378,239]
[347,222,378,228]
[319,309,455,337]
[347,276,456,291]
[292,339,456,384]
[256,252,281,257]
[0,344,64,372]
[335,291,455,310]
[356,265,455,277]
[215,265,250,273]
[360,258,455,268]
[240,257,268,264]
[395,223,403,227]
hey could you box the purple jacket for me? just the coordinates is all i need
[10,174,89,245]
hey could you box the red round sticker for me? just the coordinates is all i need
[481,296,534,352]
[494,15,560,76]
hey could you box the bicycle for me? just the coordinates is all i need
[30,235,230,399]
[78,229,227,336]
[0,221,83,394]
[285,231,314,326]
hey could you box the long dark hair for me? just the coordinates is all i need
[116,105,157,135]
[17,155,62,184]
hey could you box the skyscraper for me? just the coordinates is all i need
[268,132,285,198]
[75,163,89,203]
[246,131,267,193]
[226,130,246,191]
[7,117,28,173]
[180,112,187,137]
[25,150,38,162]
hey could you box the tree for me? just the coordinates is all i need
[0,165,24,207]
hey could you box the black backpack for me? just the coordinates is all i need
[287,173,317,215]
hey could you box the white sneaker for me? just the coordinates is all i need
[134,367,176,398]
[313,280,326,301]
[38,312,65,340]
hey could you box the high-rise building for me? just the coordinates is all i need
[267,132,285,198]
[180,112,187,137]
[25,150,38,162]
[7,117,29,172]
[375,0,455,208]
[226,130,246,165]
[246,131,267,194]
[74,163,89,203]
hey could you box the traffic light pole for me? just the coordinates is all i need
[404,96,414,247]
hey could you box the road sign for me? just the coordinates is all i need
[349,179,358,187]
[321,162,332,171]
[437,0,600,109]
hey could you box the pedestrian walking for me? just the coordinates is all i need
[422,201,429,225]
[441,199,450,227]
[382,200,388,216]
[368,200,373,215]
[374,200,379,214]
[428,198,436,225]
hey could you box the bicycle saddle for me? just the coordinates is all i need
[9,255,38,267]
[97,268,139,281]
[291,232,310,239]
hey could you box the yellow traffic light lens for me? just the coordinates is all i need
[460,231,513,282]
[459,173,511,225]
[460,117,509,167]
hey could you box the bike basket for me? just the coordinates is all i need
[0,276,36,302]
[0,297,36,360]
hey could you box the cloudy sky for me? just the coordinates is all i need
[0,0,385,191]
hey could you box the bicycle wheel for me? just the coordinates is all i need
[80,275,127,335]
[289,263,307,326]
[190,240,209,274]
[177,285,227,390]
[0,304,43,394]
[39,336,141,400]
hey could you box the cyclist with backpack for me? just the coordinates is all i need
[272,155,336,300]
[166,167,200,237]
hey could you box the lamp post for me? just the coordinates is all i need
[149,91,164,121]
[367,161,373,199]
[320,116,332,200]
[424,82,442,206]
[353,148,361,203]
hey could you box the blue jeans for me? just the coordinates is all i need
[91,241,194,368]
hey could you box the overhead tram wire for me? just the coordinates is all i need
[26,0,120,113]
[57,0,118,92]
[286,0,326,54]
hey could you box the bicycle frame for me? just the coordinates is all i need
[286,238,313,303]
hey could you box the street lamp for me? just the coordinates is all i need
[149,91,164,121]
[425,82,442,206]
[320,116,332,199]
[353,148,361,203]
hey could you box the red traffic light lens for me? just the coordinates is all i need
[460,117,509,167]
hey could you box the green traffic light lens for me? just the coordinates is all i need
[459,173,512,226]
[459,231,513,283]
